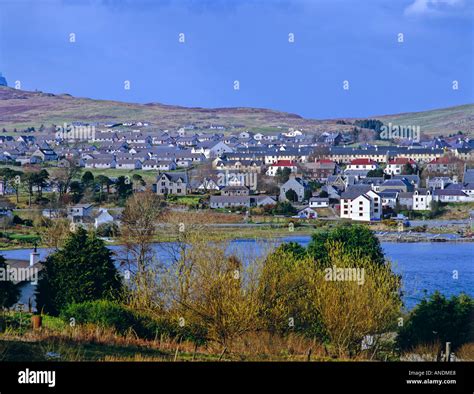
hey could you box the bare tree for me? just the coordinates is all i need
[53,158,81,200]
[120,191,164,310]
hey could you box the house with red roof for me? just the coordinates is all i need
[346,158,378,171]
[301,159,337,180]
[266,160,298,176]
[426,156,461,175]
[384,157,416,175]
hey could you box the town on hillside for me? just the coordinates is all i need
[0,123,472,237]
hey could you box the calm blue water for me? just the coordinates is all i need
[4,238,473,310]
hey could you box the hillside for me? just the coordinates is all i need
[373,104,474,136]
[0,86,472,136]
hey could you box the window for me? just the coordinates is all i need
[359,213,363,217]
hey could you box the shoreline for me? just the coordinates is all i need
[1,230,473,252]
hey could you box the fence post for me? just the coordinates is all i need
[445,342,451,362]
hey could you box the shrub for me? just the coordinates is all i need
[397,292,473,351]
[62,300,134,334]
[96,222,120,237]
[61,300,207,344]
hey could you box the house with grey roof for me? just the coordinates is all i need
[154,172,188,196]
[379,190,399,208]
[393,174,420,188]
[279,174,309,202]
[433,189,470,203]
[115,158,142,170]
[340,186,381,222]
[463,168,474,184]
[309,197,329,208]
[376,178,413,193]
[427,176,453,190]
[209,195,276,209]
[398,192,414,209]
[142,159,176,171]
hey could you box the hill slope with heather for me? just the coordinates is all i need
[0,86,472,136]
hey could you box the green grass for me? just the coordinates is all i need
[166,195,201,206]
[6,233,39,242]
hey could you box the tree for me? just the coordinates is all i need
[275,167,291,184]
[21,172,36,206]
[0,255,19,309]
[398,292,473,351]
[81,171,94,187]
[115,176,133,202]
[271,201,297,216]
[37,218,70,250]
[401,163,415,175]
[32,169,49,200]
[0,168,23,203]
[308,242,401,358]
[35,228,122,315]
[366,168,384,178]
[69,180,84,203]
[167,239,260,347]
[258,245,317,336]
[309,146,330,161]
[307,224,385,268]
[285,189,298,202]
[95,175,112,202]
[120,192,163,309]
[131,174,146,192]
[53,158,81,200]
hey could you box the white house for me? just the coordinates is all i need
[309,197,329,208]
[433,189,470,203]
[94,208,116,229]
[266,160,298,177]
[115,158,142,170]
[413,189,433,210]
[142,160,177,171]
[192,141,233,159]
[84,158,116,169]
[295,207,318,219]
[346,159,378,171]
[384,158,416,175]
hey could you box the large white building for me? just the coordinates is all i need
[340,186,381,222]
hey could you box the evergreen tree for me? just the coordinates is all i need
[0,255,19,309]
[36,228,122,315]
[115,176,133,202]
[285,189,298,202]
[307,224,385,268]
[81,171,95,187]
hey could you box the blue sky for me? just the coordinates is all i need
[0,0,473,118]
